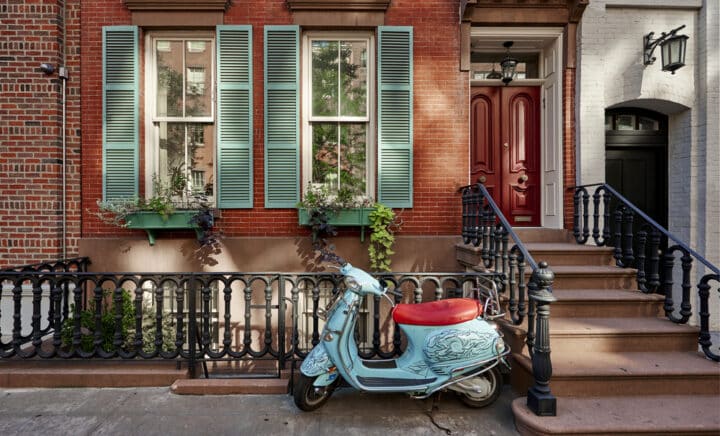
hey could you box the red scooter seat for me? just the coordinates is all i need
[392,298,482,326]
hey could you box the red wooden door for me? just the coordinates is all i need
[471,86,540,226]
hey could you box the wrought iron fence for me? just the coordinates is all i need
[0,266,499,377]
[573,183,720,361]
[460,182,556,416]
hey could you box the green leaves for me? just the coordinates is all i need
[368,203,399,272]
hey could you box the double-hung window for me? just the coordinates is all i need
[149,34,215,203]
[302,32,375,200]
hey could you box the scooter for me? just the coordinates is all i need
[293,254,510,411]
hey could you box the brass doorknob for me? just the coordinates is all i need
[519,175,528,183]
[503,142,509,149]
[478,176,487,183]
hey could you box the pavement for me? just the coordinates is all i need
[0,385,520,436]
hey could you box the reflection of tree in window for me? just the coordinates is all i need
[310,39,368,198]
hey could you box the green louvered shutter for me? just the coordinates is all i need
[217,25,253,208]
[103,26,139,200]
[378,27,413,208]
[264,26,299,208]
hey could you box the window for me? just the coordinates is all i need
[150,34,215,202]
[302,32,375,200]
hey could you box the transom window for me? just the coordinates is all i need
[149,34,215,204]
[302,32,375,201]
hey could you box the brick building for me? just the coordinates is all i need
[1,0,588,271]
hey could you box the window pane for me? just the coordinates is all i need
[312,41,339,117]
[158,122,186,188]
[189,123,214,198]
[616,115,636,130]
[340,41,367,117]
[638,116,659,131]
[156,41,184,117]
[185,41,211,117]
[339,123,366,195]
[312,123,338,188]
[158,122,215,200]
[605,114,613,130]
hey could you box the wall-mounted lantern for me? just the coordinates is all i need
[500,41,517,85]
[643,25,689,74]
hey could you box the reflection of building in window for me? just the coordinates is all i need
[189,123,204,147]
[191,170,205,192]
[187,66,206,95]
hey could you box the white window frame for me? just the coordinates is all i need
[301,31,376,199]
[143,31,216,199]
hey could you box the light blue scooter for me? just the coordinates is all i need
[294,255,510,411]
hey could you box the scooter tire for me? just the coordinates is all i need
[293,373,335,412]
[457,366,503,408]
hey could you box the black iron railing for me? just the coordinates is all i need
[573,183,720,361]
[0,267,499,377]
[461,182,556,416]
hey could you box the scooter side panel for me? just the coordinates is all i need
[300,342,333,377]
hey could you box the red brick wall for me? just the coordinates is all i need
[79,0,468,240]
[563,67,577,231]
[0,0,82,268]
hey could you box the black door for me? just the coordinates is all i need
[605,109,668,228]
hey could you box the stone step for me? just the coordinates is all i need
[511,351,720,397]
[548,265,637,290]
[548,289,664,318]
[512,395,720,435]
[171,373,290,395]
[513,229,574,243]
[0,360,188,388]
[547,317,699,353]
[525,242,615,266]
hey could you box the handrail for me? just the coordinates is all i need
[573,183,719,361]
[574,183,718,274]
[460,182,557,416]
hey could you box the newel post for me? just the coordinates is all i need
[527,261,557,416]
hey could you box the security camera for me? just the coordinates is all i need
[40,63,55,75]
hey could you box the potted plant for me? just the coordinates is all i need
[96,167,216,246]
[297,183,374,246]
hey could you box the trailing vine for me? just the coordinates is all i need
[368,203,399,272]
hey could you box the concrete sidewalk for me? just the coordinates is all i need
[0,385,519,435]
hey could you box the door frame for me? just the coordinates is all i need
[469,27,564,228]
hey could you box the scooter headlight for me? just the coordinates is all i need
[495,337,506,355]
[345,277,361,292]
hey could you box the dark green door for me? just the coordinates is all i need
[605,109,668,228]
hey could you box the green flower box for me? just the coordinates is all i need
[125,210,208,246]
[298,207,375,241]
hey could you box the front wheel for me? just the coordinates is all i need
[455,366,503,408]
[293,373,335,411]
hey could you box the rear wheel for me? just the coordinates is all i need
[293,373,335,411]
[456,366,502,408]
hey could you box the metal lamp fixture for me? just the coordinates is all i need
[499,41,518,85]
[643,25,689,74]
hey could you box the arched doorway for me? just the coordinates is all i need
[605,108,668,227]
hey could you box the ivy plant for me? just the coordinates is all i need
[368,203,399,272]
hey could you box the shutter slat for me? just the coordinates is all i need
[264,26,299,208]
[378,27,413,208]
[217,25,253,208]
[103,26,138,200]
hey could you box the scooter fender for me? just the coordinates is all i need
[300,342,337,386]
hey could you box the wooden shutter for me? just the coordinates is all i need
[378,26,413,208]
[217,25,253,208]
[264,26,299,208]
[103,26,139,200]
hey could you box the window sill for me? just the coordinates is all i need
[298,207,375,241]
[125,210,209,246]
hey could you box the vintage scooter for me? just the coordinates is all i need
[293,255,510,411]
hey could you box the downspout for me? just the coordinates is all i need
[59,0,68,259]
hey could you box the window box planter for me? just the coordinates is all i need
[298,207,375,241]
[125,210,209,246]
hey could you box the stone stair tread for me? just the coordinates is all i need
[525,242,614,252]
[548,265,636,275]
[551,288,664,301]
[550,316,698,335]
[514,350,720,378]
[512,395,720,435]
